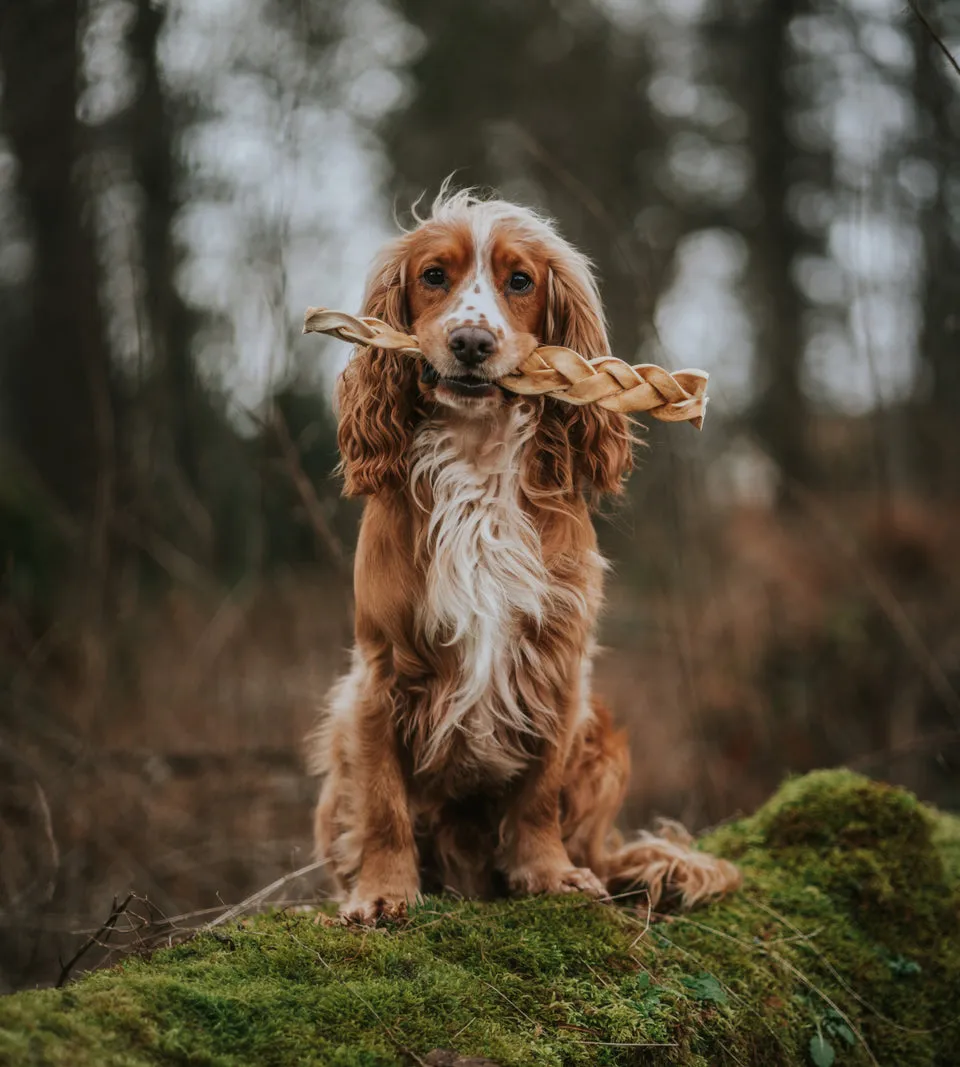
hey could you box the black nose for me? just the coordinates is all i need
[448,326,497,367]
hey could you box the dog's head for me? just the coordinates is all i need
[337,189,632,498]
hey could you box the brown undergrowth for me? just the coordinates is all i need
[1,499,958,993]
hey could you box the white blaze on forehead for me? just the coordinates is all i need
[440,212,510,340]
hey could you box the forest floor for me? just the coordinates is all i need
[1,770,958,1067]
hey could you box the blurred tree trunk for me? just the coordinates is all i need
[741,0,812,501]
[126,0,201,492]
[0,0,115,549]
[911,20,960,498]
[113,0,218,571]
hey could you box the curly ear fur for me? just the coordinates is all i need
[535,255,633,499]
[337,238,421,497]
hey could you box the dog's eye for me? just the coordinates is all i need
[422,267,446,287]
[508,271,533,293]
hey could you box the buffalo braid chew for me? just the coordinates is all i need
[303,307,708,429]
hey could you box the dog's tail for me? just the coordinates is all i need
[599,819,742,910]
[563,700,742,909]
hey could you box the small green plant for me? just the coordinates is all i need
[886,953,922,978]
[807,1006,856,1067]
[679,972,728,1005]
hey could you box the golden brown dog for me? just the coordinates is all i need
[308,188,739,923]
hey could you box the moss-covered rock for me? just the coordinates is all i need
[1,770,958,1067]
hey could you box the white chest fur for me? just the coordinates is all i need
[409,407,552,778]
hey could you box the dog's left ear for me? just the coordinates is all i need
[539,256,633,497]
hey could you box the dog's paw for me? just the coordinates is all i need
[508,864,606,898]
[339,892,417,926]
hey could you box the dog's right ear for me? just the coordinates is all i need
[337,237,420,497]
[535,254,633,499]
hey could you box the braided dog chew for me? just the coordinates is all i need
[303,307,708,429]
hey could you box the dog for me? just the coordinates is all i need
[308,188,740,923]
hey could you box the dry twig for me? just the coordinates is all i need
[56,893,133,988]
[33,781,59,905]
[908,0,960,80]
[268,404,348,571]
[205,857,329,930]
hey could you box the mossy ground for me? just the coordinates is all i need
[1,770,958,1067]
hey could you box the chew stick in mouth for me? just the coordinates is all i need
[303,307,709,429]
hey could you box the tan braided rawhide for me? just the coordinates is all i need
[303,307,708,429]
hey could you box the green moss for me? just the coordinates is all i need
[2,771,958,1067]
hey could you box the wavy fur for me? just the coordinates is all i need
[310,188,739,922]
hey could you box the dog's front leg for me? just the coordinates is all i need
[498,733,606,899]
[341,657,420,924]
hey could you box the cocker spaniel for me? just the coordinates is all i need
[308,188,739,923]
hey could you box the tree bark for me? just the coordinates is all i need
[912,20,960,497]
[742,0,812,500]
[126,0,201,492]
[0,0,114,530]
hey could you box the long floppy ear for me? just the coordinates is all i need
[336,237,421,497]
[538,253,633,497]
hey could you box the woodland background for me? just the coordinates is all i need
[0,0,958,992]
